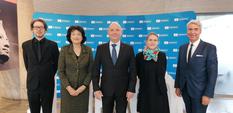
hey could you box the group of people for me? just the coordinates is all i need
[22,18,218,113]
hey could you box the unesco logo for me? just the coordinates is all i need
[85,41,95,44]
[164,41,177,45]
[65,41,70,44]
[157,34,168,37]
[130,41,142,45]
[172,49,179,52]
[90,34,102,38]
[174,18,189,22]
[83,27,95,31]
[139,20,152,24]
[130,27,142,31]
[173,64,177,68]
[57,19,70,23]
[147,27,160,30]
[138,34,147,38]
[107,21,120,24]
[45,33,52,36]
[156,19,169,23]
[164,26,178,30]
[91,21,103,24]
[98,41,107,45]
[99,27,108,31]
[123,20,135,24]
[48,25,61,29]
[74,20,87,23]
[160,49,168,52]
[39,18,53,22]
[57,33,66,37]
[122,34,134,38]
[138,49,143,52]
[173,33,186,37]
[167,56,177,60]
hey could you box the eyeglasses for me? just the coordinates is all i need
[33,26,45,30]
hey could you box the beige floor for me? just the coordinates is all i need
[0,98,61,113]
[0,98,28,113]
[0,96,233,113]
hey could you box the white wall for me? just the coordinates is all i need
[33,0,233,15]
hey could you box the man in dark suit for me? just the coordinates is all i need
[175,20,218,113]
[22,19,59,113]
[92,22,137,113]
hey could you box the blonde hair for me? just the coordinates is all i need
[146,32,158,40]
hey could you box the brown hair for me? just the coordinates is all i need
[30,18,48,31]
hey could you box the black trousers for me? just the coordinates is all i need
[27,87,54,113]
[102,95,127,113]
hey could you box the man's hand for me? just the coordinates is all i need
[94,90,103,100]
[202,96,210,105]
[126,91,134,101]
[175,88,182,97]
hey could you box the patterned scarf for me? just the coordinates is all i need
[143,47,160,62]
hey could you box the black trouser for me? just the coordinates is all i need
[27,87,54,113]
[102,95,127,113]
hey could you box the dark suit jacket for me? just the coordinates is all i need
[58,44,93,113]
[58,44,93,89]
[92,42,137,96]
[175,40,218,98]
[22,38,59,91]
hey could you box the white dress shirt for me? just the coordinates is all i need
[109,41,121,58]
[186,38,201,63]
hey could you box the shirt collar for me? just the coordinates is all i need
[33,37,45,43]
[190,38,200,47]
[109,41,121,47]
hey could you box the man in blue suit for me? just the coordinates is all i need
[175,20,218,113]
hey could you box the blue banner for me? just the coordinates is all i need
[33,11,196,98]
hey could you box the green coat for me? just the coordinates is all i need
[58,44,93,113]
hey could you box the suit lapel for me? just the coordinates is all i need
[77,45,88,63]
[115,42,124,66]
[29,39,39,63]
[183,44,189,64]
[67,45,78,64]
[191,41,205,60]
[105,43,115,66]
[40,38,49,61]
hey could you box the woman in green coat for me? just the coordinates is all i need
[58,26,93,113]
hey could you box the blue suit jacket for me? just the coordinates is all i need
[175,40,218,98]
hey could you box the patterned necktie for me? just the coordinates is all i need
[111,44,117,65]
[188,44,193,63]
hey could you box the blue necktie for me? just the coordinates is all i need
[188,44,193,63]
[111,44,117,65]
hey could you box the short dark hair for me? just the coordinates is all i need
[30,18,48,31]
[66,26,86,44]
